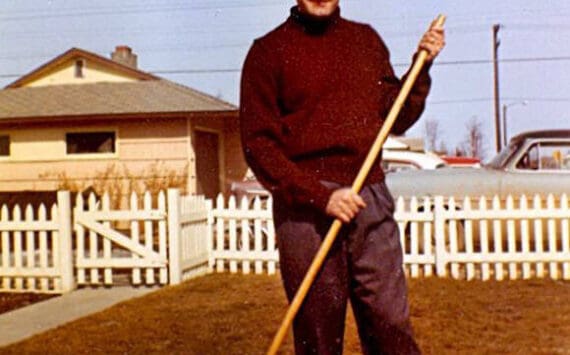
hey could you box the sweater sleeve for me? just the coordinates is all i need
[372,27,432,135]
[239,40,333,212]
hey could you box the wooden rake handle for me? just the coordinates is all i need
[267,14,447,355]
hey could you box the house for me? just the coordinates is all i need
[0,46,248,202]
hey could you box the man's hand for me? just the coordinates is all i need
[418,22,445,61]
[325,188,367,223]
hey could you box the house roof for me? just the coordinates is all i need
[5,47,158,88]
[0,80,236,121]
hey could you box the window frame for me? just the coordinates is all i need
[0,134,10,158]
[64,129,118,159]
[74,59,85,78]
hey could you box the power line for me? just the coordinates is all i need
[429,98,493,104]
[154,69,240,75]
[423,55,570,67]
[149,54,570,73]
[0,1,289,22]
[2,55,570,79]
[430,97,570,104]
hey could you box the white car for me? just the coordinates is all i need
[382,149,446,173]
[386,130,570,201]
[231,137,446,199]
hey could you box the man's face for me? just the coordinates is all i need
[296,0,340,18]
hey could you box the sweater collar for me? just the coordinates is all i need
[290,5,341,34]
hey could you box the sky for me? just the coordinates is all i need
[1,0,569,160]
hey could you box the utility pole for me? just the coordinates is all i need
[493,24,502,152]
[502,104,508,147]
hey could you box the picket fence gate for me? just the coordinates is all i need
[73,189,213,288]
[73,191,170,287]
[0,190,211,293]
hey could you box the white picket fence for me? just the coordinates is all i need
[210,195,277,275]
[210,193,570,281]
[167,190,212,283]
[395,194,570,280]
[1,189,569,294]
[0,189,212,293]
[0,192,74,294]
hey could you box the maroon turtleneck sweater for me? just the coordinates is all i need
[240,7,431,213]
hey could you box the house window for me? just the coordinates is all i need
[0,135,10,156]
[75,59,84,78]
[66,131,115,155]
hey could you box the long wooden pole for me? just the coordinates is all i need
[266,14,447,355]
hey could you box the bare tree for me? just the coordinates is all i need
[459,116,486,159]
[423,118,440,152]
[438,140,448,155]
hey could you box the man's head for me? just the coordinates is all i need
[296,0,339,18]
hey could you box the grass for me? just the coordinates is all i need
[1,274,570,354]
[0,293,55,315]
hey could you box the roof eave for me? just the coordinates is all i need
[0,110,238,126]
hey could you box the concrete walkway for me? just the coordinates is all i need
[0,287,157,347]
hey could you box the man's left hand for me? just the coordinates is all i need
[418,23,445,61]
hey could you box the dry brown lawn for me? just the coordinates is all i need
[0,293,55,315]
[1,274,570,354]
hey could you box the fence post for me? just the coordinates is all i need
[167,189,182,285]
[57,191,75,293]
[434,196,447,277]
[206,199,214,273]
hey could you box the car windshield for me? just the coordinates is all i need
[485,140,522,169]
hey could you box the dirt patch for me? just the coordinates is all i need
[1,275,569,354]
[0,293,56,315]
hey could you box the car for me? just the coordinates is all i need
[440,155,481,167]
[386,130,570,253]
[386,130,570,201]
[230,176,270,202]
[231,137,447,200]
[382,149,447,173]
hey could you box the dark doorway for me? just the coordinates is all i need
[194,130,221,199]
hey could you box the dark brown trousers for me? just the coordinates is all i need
[273,182,420,355]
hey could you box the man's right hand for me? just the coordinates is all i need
[325,188,367,223]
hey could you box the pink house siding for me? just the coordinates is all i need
[0,115,246,198]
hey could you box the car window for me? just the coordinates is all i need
[516,142,570,171]
[516,144,539,170]
[487,140,521,169]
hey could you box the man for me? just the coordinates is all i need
[240,0,444,353]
